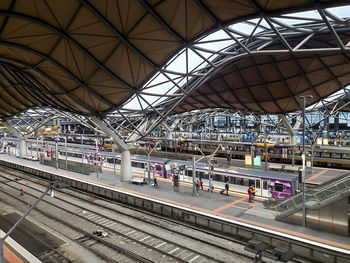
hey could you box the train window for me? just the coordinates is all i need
[255,180,260,189]
[156,165,162,171]
[188,170,193,177]
[243,179,249,186]
[275,183,283,192]
[139,163,145,169]
[343,154,350,159]
[331,153,341,158]
[229,176,235,184]
[263,181,268,190]
[213,174,220,181]
[200,172,206,179]
[321,152,331,158]
[116,159,121,164]
[235,178,242,185]
[203,173,209,180]
[249,179,255,187]
[313,152,321,157]
[131,161,137,167]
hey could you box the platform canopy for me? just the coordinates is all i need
[171,26,350,114]
[0,0,349,119]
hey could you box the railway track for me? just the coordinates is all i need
[0,166,277,263]
[0,214,72,263]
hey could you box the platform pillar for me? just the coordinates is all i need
[168,131,173,150]
[120,149,132,182]
[20,139,27,158]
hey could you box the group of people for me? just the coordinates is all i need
[189,177,258,203]
[195,178,215,195]
[195,178,204,195]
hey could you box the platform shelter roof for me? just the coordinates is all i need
[0,0,348,119]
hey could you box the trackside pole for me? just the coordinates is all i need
[192,155,196,195]
[114,157,116,175]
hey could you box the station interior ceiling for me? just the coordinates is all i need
[0,0,349,139]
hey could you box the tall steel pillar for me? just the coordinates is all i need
[90,116,132,182]
[300,95,313,227]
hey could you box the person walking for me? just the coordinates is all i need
[20,187,24,196]
[248,186,253,203]
[208,178,214,192]
[195,179,200,195]
[225,181,229,196]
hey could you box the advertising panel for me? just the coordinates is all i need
[253,155,261,167]
[245,154,252,166]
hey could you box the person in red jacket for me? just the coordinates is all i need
[20,187,24,196]
[248,187,253,203]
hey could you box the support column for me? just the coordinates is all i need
[280,114,297,165]
[20,139,27,158]
[168,131,173,149]
[90,116,133,182]
[334,112,339,135]
[120,149,132,182]
[226,116,230,132]
[3,121,28,159]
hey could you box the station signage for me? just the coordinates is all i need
[40,131,57,135]
[322,138,328,145]
[316,138,322,145]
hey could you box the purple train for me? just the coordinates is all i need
[186,165,298,199]
[74,152,297,199]
[129,155,298,199]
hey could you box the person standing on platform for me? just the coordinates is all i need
[225,181,229,195]
[250,185,256,200]
[20,187,24,196]
[208,178,214,192]
[195,179,200,195]
[153,171,158,187]
[248,186,253,203]
[199,177,204,191]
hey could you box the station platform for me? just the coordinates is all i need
[0,230,41,263]
[0,154,349,254]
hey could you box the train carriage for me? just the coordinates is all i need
[184,164,298,199]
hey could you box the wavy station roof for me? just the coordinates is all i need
[175,27,350,114]
[0,0,348,119]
